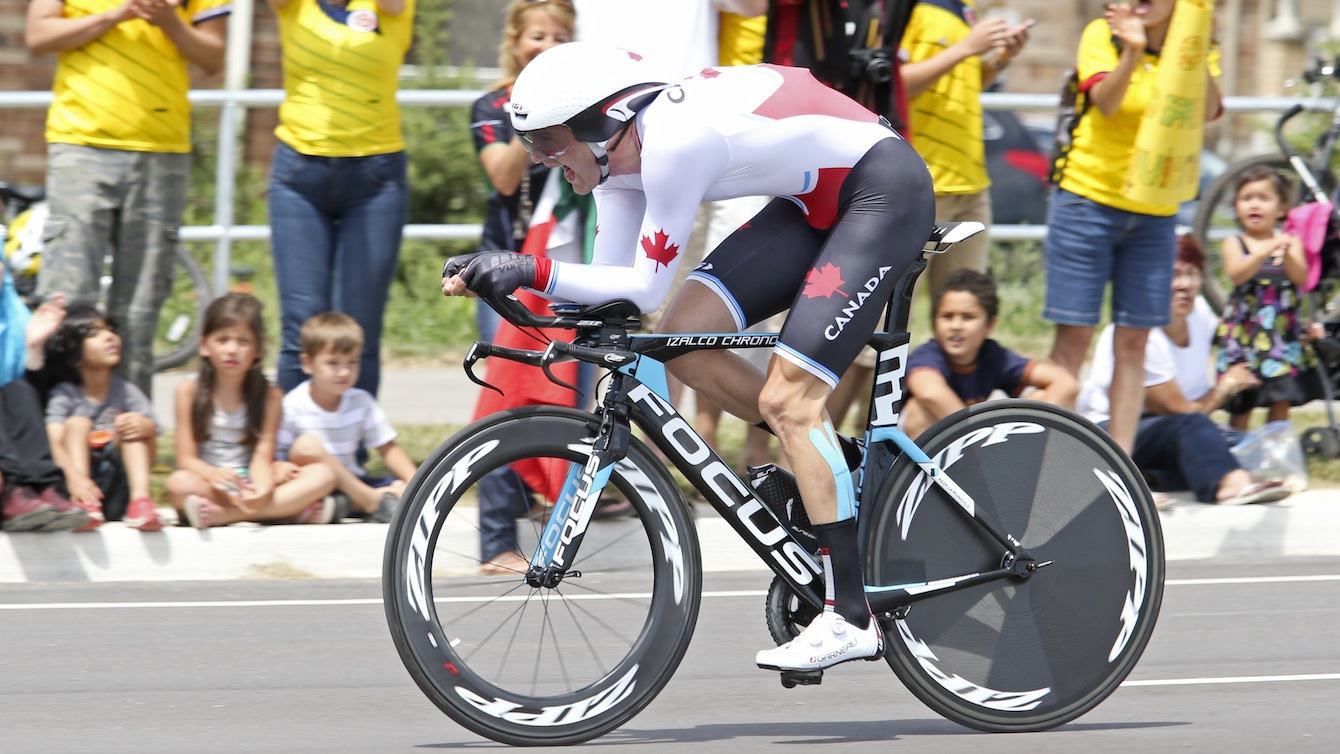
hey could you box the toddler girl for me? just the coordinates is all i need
[166,293,335,528]
[1215,166,1315,429]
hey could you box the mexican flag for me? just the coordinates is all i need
[472,170,595,502]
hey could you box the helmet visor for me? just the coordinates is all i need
[517,124,579,161]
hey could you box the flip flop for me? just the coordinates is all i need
[1220,479,1291,506]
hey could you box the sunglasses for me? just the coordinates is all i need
[517,125,577,161]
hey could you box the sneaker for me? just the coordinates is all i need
[295,496,337,525]
[366,492,398,524]
[36,487,93,532]
[1,486,59,532]
[755,611,883,672]
[123,496,164,532]
[71,499,105,533]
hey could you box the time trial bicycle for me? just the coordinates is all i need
[382,221,1165,746]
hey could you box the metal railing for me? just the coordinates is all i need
[1,88,1336,291]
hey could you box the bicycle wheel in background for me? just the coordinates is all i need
[383,407,702,746]
[1193,154,1316,311]
[863,400,1164,732]
[152,245,210,372]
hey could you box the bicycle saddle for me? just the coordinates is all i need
[923,221,986,254]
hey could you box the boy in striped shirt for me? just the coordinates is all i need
[278,313,416,523]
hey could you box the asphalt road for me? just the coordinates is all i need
[2,558,1339,753]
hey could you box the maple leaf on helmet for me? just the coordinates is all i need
[641,228,680,272]
[802,262,849,299]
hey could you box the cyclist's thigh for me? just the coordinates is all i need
[684,197,823,331]
[777,137,935,387]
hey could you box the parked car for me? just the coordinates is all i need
[982,110,1226,228]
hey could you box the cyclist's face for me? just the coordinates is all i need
[1170,261,1201,318]
[301,346,361,394]
[933,291,994,367]
[80,320,121,370]
[200,323,259,375]
[1234,178,1286,235]
[521,126,600,194]
[511,10,571,70]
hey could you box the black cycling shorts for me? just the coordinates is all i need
[685,136,934,387]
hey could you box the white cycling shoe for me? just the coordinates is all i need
[755,611,884,672]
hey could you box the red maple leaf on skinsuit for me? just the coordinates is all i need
[802,263,849,299]
[641,229,680,272]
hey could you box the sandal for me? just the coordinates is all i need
[478,550,530,576]
[1220,479,1291,506]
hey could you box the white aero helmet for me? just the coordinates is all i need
[510,42,669,183]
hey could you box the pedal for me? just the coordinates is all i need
[779,669,824,689]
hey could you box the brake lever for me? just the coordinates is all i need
[540,342,582,395]
[463,341,504,395]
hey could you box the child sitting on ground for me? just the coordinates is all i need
[277,313,416,523]
[901,269,1078,438]
[1215,166,1315,429]
[44,305,162,531]
[167,294,337,528]
[2,261,87,532]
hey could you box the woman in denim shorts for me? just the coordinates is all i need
[1045,0,1221,452]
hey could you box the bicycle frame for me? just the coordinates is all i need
[524,253,1035,617]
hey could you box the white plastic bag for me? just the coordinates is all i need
[1230,420,1309,492]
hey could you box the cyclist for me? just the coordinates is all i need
[441,41,935,673]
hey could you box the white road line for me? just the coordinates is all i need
[1123,673,1340,687]
[3,574,1338,612]
[0,590,763,611]
[1165,574,1340,586]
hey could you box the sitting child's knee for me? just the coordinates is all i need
[288,433,328,464]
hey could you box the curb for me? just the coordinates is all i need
[2,490,1339,583]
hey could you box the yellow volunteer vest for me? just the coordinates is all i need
[901,0,988,195]
[275,0,415,157]
[45,0,231,153]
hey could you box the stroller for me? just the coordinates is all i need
[1289,196,1340,458]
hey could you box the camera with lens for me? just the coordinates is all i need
[849,47,893,84]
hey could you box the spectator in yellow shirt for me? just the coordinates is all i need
[1044,0,1221,453]
[899,0,1030,316]
[25,0,230,397]
[266,0,415,398]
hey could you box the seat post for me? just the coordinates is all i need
[884,255,928,336]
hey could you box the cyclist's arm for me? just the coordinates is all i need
[152,10,228,76]
[905,368,967,423]
[542,131,722,312]
[25,0,135,55]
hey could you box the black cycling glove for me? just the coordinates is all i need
[443,251,537,299]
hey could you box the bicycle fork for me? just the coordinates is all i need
[527,397,631,588]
